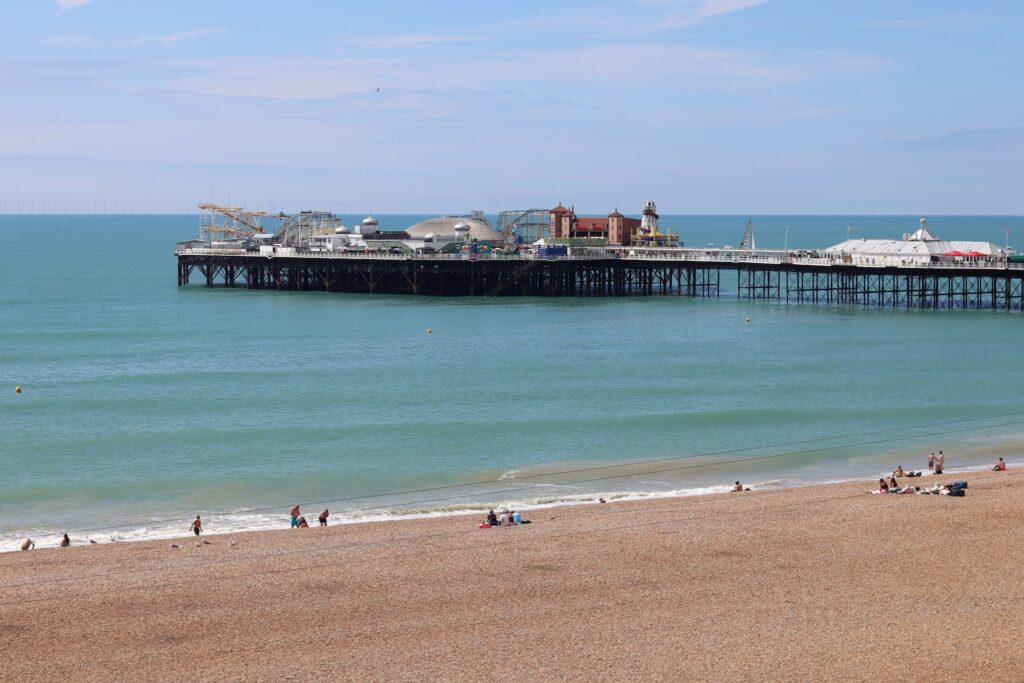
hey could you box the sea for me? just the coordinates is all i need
[2,214,1023,550]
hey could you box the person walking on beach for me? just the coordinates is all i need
[318,509,329,527]
[290,504,301,528]
[190,515,202,536]
[59,533,70,548]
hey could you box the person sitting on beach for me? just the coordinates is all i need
[290,504,301,528]
[60,533,70,548]
[732,481,743,492]
[889,476,900,491]
[512,510,522,525]
[993,458,1006,472]
[190,515,202,536]
[318,509,329,527]
[486,509,498,527]
[297,516,309,528]
[499,511,510,526]
[20,538,35,551]
[873,478,889,494]
[893,465,905,478]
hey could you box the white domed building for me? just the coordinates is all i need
[405,211,502,243]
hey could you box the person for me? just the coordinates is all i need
[20,538,35,551]
[297,516,309,528]
[499,510,510,526]
[874,478,889,494]
[190,515,202,536]
[512,510,522,525]
[486,509,498,526]
[290,504,301,528]
[993,457,1007,472]
[318,509,329,527]
[893,465,906,478]
[935,451,944,475]
[598,498,606,504]
[732,481,743,492]
[889,476,899,491]
[59,533,70,548]
[928,452,935,471]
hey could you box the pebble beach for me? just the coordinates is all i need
[3,469,1023,682]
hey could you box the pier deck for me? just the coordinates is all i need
[176,247,1024,309]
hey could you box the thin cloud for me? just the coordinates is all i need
[863,12,994,32]
[55,0,92,12]
[42,35,95,45]
[131,28,226,45]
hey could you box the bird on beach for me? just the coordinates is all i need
[203,540,212,545]
[169,543,180,549]
[89,539,97,544]
[229,540,238,547]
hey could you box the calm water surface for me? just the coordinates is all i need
[1,214,1022,547]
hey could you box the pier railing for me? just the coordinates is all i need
[174,246,1024,271]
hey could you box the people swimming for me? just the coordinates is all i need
[290,504,301,528]
[59,533,70,548]
[993,458,1007,471]
[190,515,202,536]
[318,509,329,527]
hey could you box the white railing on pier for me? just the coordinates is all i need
[175,247,1023,271]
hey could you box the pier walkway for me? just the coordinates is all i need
[176,246,1024,309]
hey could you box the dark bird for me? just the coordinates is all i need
[376,87,380,92]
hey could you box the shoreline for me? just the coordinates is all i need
[2,456,1012,554]
[4,468,1024,681]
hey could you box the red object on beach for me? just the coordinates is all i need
[478,523,491,529]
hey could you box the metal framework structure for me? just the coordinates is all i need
[198,204,270,241]
[177,252,1024,309]
[496,209,550,245]
[271,211,346,247]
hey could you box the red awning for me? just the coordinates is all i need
[964,251,986,257]
[943,251,964,256]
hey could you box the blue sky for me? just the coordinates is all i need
[0,0,1021,214]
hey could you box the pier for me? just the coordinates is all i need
[176,247,1024,309]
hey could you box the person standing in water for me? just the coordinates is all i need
[290,504,301,528]
[318,509,329,527]
[190,515,202,536]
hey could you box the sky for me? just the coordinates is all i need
[0,0,1021,214]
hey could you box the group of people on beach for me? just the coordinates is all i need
[288,505,330,529]
[480,508,529,528]
[20,533,73,551]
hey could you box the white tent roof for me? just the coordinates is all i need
[825,228,1007,257]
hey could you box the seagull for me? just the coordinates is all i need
[89,539,98,544]
[203,540,212,545]
[376,87,380,92]
[169,543,180,549]
[229,540,238,547]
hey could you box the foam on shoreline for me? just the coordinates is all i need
[3,458,1007,553]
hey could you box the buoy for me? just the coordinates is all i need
[14,386,22,394]
[745,317,751,324]
[426,328,432,334]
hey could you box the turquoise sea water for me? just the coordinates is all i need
[1,214,1023,548]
